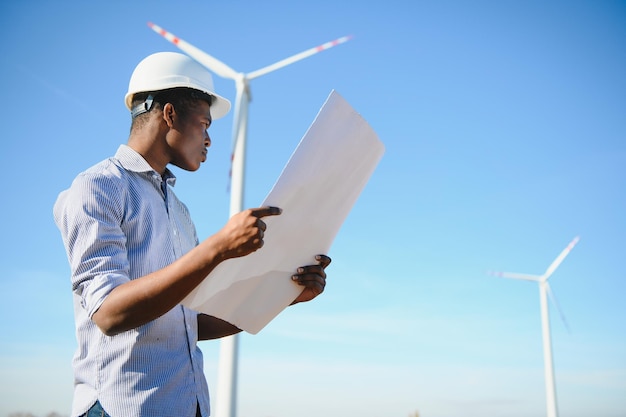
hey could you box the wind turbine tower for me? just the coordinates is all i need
[148,22,351,417]
[491,236,579,417]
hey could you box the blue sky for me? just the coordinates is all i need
[1,1,625,416]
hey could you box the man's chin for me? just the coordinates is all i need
[172,161,202,172]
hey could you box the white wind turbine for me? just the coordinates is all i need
[490,236,580,417]
[148,22,351,417]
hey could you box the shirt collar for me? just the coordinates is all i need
[114,144,177,186]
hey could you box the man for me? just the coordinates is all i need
[53,51,331,417]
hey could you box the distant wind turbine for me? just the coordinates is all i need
[490,236,580,417]
[148,22,352,417]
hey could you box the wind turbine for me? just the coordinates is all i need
[148,22,352,417]
[490,236,580,417]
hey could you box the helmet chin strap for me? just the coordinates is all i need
[130,94,155,119]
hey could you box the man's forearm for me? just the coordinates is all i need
[197,314,242,340]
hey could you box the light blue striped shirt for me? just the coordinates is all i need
[54,145,210,417]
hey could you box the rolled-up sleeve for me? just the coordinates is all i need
[54,170,131,317]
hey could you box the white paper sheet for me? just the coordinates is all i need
[182,90,385,334]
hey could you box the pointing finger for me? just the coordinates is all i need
[251,206,282,218]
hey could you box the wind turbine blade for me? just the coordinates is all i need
[148,22,240,80]
[246,35,353,80]
[489,271,542,281]
[543,236,580,280]
[546,283,571,333]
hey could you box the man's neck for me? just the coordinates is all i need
[127,134,168,175]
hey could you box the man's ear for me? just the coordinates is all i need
[162,102,176,128]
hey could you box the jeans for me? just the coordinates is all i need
[82,400,201,417]
[83,401,111,417]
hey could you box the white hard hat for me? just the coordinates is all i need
[125,51,231,120]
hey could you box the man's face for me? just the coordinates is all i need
[167,100,213,172]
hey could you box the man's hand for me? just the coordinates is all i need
[291,254,331,304]
[215,206,282,259]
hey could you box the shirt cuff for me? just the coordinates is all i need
[82,273,129,318]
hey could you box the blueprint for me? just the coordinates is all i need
[182,90,385,334]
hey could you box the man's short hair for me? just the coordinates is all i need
[130,87,213,131]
